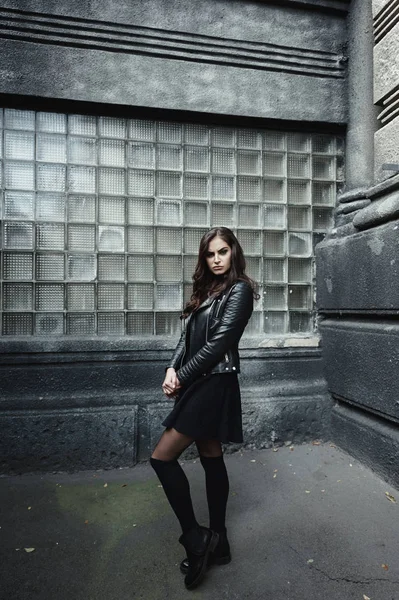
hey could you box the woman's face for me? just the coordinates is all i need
[205,236,232,276]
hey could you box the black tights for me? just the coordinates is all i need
[150,428,229,534]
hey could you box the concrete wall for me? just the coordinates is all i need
[0,0,349,473]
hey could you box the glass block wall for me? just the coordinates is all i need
[0,108,344,336]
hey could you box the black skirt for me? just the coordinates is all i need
[161,372,243,443]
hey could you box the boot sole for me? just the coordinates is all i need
[180,552,231,575]
[184,532,219,590]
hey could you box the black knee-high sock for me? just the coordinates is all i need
[200,455,229,533]
[150,457,199,534]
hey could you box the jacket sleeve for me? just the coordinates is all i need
[176,281,253,385]
[165,327,186,372]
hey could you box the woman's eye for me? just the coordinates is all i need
[220,249,228,255]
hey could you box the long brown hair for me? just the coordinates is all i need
[182,227,259,318]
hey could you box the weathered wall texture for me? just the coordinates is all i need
[0,0,349,473]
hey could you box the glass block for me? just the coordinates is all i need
[313,208,334,230]
[212,149,235,174]
[36,283,64,311]
[245,257,261,281]
[128,142,155,169]
[99,117,126,139]
[313,156,335,180]
[288,154,309,178]
[68,136,97,165]
[4,109,35,131]
[263,153,285,177]
[36,163,66,192]
[157,144,182,171]
[4,131,35,160]
[312,135,335,153]
[211,203,235,227]
[98,226,125,252]
[127,198,154,225]
[157,199,182,225]
[237,230,261,255]
[99,139,125,167]
[184,228,208,253]
[264,311,287,334]
[35,313,64,335]
[37,134,67,163]
[3,252,33,280]
[4,191,34,220]
[336,155,345,181]
[36,193,65,221]
[156,255,182,282]
[99,196,125,224]
[69,114,97,136]
[67,313,95,334]
[184,124,209,145]
[4,222,33,249]
[211,176,235,201]
[237,129,261,149]
[97,313,125,335]
[185,202,208,226]
[3,313,33,335]
[98,254,125,280]
[5,162,35,190]
[289,232,312,256]
[184,146,209,172]
[4,283,33,310]
[288,206,311,230]
[312,182,335,206]
[184,174,208,200]
[69,165,96,194]
[68,225,95,251]
[0,108,2,128]
[127,255,154,281]
[128,226,154,253]
[287,133,310,152]
[128,169,155,196]
[237,177,261,202]
[288,258,312,283]
[184,256,197,281]
[263,179,285,203]
[129,120,155,141]
[288,285,312,309]
[264,286,287,309]
[264,204,286,229]
[157,122,182,143]
[156,227,182,254]
[211,128,235,147]
[288,180,310,205]
[37,112,67,133]
[336,137,345,155]
[98,283,124,309]
[68,195,96,222]
[238,205,260,228]
[155,312,181,335]
[237,151,261,175]
[67,254,96,281]
[98,168,125,195]
[157,171,182,197]
[156,284,182,310]
[289,312,312,333]
[126,312,154,335]
[36,254,65,280]
[184,283,193,305]
[263,131,285,150]
[245,312,262,335]
[264,258,286,282]
[263,231,286,256]
[67,284,95,310]
[127,283,154,309]
[313,232,325,253]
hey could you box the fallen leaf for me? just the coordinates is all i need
[385,492,396,503]
[381,564,389,571]
[250,460,256,463]
[103,483,108,488]
[329,444,336,448]
[272,448,278,452]
[24,548,35,553]
[289,446,294,451]
[121,484,127,488]
[305,490,311,494]
[312,441,321,446]
[28,507,32,510]
[363,595,370,600]
[273,473,277,479]
[307,559,314,563]
[84,520,89,525]
[133,524,137,527]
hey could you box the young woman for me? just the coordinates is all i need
[150,226,258,590]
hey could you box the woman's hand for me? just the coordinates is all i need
[162,368,181,397]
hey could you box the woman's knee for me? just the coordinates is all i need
[196,439,222,458]
[151,428,194,461]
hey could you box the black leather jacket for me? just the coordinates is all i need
[166,280,254,386]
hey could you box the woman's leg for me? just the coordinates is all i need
[196,439,229,534]
[150,428,198,534]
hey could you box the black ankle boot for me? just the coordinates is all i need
[180,529,231,575]
[178,525,219,590]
